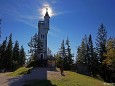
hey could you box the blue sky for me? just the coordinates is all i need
[0,0,115,59]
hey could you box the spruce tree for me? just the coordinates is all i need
[59,38,73,70]
[12,40,20,70]
[55,52,62,67]
[87,34,96,75]
[59,40,65,68]
[76,46,81,63]
[96,24,107,64]
[6,33,13,71]
[19,45,26,67]
[0,37,7,70]
[96,24,108,81]
[59,40,66,59]
[87,35,94,64]
[28,33,43,60]
[76,37,87,63]
[65,37,73,70]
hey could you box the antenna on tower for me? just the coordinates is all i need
[44,5,48,12]
[46,7,48,12]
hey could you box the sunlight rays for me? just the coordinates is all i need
[39,3,55,19]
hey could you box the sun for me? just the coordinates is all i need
[42,6,53,17]
[39,4,54,18]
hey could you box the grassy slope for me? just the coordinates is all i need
[25,71,112,86]
[9,67,31,77]
[50,71,110,86]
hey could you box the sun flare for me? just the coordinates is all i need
[39,4,54,18]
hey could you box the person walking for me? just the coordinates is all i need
[59,65,64,76]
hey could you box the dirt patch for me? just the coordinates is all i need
[47,70,65,80]
[0,72,12,86]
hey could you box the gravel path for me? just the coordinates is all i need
[0,68,59,86]
[0,73,12,86]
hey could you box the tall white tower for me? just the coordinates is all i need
[38,8,50,60]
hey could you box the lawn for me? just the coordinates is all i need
[24,71,112,86]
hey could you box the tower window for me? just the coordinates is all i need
[41,35,44,39]
[41,54,43,60]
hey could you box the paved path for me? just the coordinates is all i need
[0,68,60,86]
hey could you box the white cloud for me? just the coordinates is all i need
[19,15,38,21]
[51,0,57,4]
[18,18,37,29]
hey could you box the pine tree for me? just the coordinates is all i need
[28,33,43,60]
[64,37,73,70]
[87,34,96,75]
[96,24,108,82]
[12,40,20,70]
[87,35,94,64]
[59,38,73,70]
[55,52,62,67]
[0,37,7,70]
[6,33,13,71]
[76,35,98,76]
[76,36,87,63]
[59,40,66,59]
[19,45,26,67]
[13,41,19,61]
[76,46,81,63]
[96,24,107,64]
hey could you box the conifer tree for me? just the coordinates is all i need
[96,24,108,82]
[76,36,87,63]
[6,33,13,70]
[28,33,43,60]
[87,35,94,64]
[19,45,26,67]
[59,40,66,59]
[12,40,20,70]
[76,46,81,63]
[59,38,73,70]
[0,37,7,70]
[55,52,62,67]
[96,24,107,64]
[87,34,97,75]
[64,37,73,70]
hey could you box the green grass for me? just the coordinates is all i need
[24,71,112,86]
[9,67,32,77]
[24,80,57,86]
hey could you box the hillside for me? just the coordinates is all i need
[24,69,112,86]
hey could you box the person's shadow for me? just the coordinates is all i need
[8,68,57,86]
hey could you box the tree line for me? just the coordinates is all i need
[76,24,115,82]
[55,24,115,82]
[0,33,26,71]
